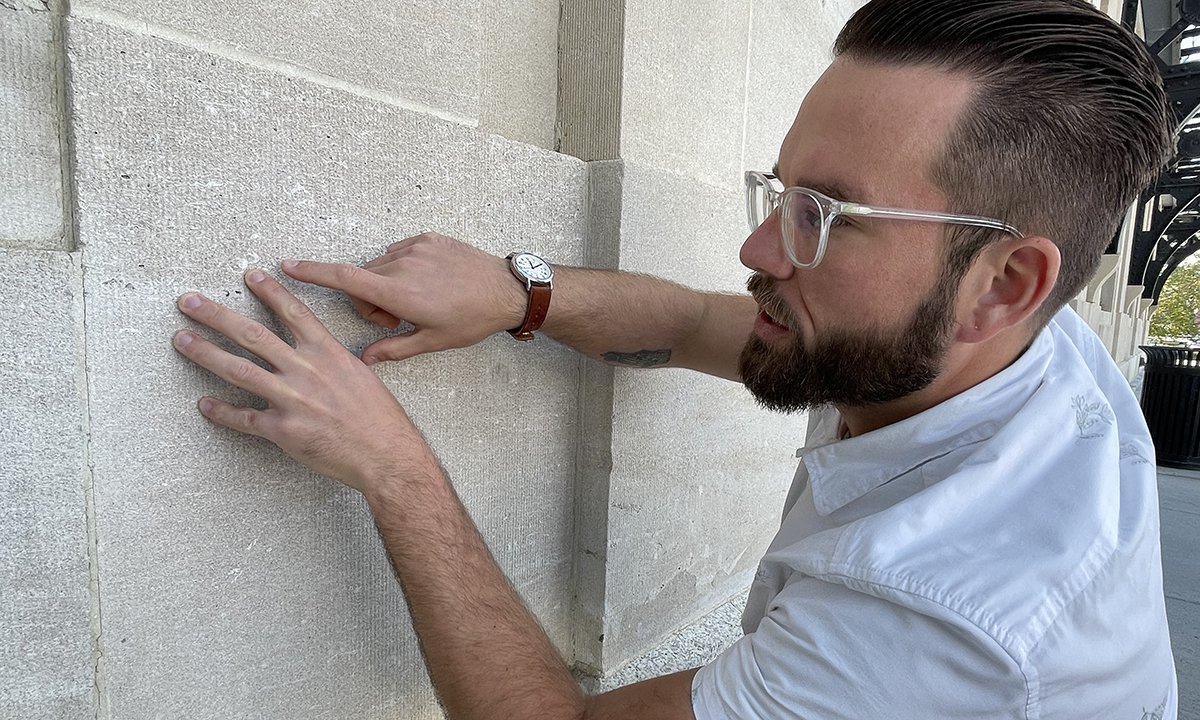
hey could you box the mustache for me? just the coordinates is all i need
[746,272,799,330]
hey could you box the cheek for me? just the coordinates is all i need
[812,257,941,329]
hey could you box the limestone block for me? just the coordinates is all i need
[69,19,586,718]
[0,249,93,718]
[583,589,748,692]
[0,3,66,249]
[620,0,750,191]
[598,162,804,668]
[77,0,483,123]
[480,0,559,149]
[742,1,860,174]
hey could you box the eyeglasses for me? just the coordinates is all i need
[744,171,1024,269]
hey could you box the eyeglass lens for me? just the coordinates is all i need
[745,174,825,268]
[782,191,824,267]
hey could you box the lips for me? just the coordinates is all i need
[747,273,796,337]
[761,306,788,328]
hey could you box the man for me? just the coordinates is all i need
[172,0,1178,717]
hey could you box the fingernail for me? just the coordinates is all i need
[198,397,214,413]
[247,270,265,283]
[174,332,193,348]
[282,259,299,270]
[181,294,202,310]
[363,355,376,366]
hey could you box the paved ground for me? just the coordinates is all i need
[1161,466,1200,719]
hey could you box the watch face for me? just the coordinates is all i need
[513,253,553,283]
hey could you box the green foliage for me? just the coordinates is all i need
[1151,262,1200,342]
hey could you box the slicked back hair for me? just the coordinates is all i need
[835,0,1175,325]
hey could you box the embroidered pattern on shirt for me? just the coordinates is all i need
[1120,441,1152,466]
[1140,695,1167,720]
[1072,395,1114,439]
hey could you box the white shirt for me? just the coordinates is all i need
[692,308,1178,719]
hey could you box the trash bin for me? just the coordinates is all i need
[1140,345,1200,469]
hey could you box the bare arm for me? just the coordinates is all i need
[281,233,756,381]
[171,271,701,720]
[538,266,756,380]
[368,454,700,720]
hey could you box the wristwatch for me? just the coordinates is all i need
[506,252,554,341]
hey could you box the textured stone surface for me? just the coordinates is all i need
[0,249,93,718]
[597,161,804,668]
[557,0,625,161]
[480,0,559,149]
[0,3,66,248]
[69,18,585,718]
[620,0,749,190]
[78,0,482,122]
[588,589,748,692]
[742,2,857,174]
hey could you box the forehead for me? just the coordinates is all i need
[777,58,977,208]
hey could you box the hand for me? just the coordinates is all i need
[280,233,527,365]
[172,269,435,494]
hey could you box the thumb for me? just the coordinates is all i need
[361,333,437,365]
[282,259,390,307]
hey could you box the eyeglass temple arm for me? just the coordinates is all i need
[843,205,1024,237]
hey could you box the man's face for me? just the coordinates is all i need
[738,59,977,413]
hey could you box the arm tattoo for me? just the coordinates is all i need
[601,349,672,368]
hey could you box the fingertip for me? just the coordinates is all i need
[281,259,300,272]
[177,293,203,311]
[198,397,215,414]
[245,269,267,284]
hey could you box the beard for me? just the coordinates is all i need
[738,271,959,414]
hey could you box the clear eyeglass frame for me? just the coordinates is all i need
[744,170,1025,269]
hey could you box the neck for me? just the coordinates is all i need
[837,328,1034,437]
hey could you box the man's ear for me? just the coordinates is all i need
[955,235,1061,343]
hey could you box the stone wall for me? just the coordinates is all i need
[0,1,849,716]
[3,1,1154,716]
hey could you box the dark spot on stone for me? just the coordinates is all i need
[120,174,130,179]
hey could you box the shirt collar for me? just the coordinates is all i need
[803,328,1055,516]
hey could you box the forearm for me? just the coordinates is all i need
[366,458,584,720]
[541,267,757,380]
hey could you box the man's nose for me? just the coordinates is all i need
[740,210,795,280]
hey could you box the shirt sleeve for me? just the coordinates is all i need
[691,575,1027,720]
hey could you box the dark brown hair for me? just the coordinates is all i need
[835,0,1175,323]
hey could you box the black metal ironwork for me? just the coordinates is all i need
[1127,0,1200,303]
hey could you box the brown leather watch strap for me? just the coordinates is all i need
[510,284,552,341]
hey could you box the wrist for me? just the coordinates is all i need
[496,255,528,330]
[504,252,554,341]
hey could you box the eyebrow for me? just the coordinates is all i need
[771,162,866,204]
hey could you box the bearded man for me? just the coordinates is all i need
[173,0,1180,717]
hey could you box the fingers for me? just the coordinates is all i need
[365,306,403,330]
[386,233,427,253]
[173,330,296,401]
[281,259,392,308]
[196,396,274,439]
[361,333,438,365]
[241,269,331,346]
[177,291,295,367]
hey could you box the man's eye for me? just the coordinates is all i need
[829,215,850,229]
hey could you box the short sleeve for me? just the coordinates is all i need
[691,575,1027,720]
